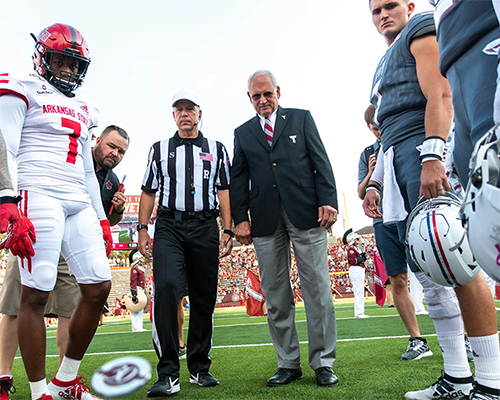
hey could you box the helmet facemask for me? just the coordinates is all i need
[41,49,89,94]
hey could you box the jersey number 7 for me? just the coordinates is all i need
[62,117,82,164]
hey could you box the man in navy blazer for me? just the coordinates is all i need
[230,70,339,388]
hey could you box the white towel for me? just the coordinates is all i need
[382,146,408,224]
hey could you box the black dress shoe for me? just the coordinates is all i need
[267,368,303,387]
[315,366,339,387]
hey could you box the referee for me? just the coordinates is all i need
[138,89,232,398]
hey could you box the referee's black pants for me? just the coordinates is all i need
[152,213,219,378]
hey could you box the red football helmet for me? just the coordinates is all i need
[31,23,90,93]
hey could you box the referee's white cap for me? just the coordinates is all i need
[172,89,200,108]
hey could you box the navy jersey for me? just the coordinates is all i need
[370,12,436,149]
[433,0,499,76]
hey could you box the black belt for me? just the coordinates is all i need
[158,206,217,220]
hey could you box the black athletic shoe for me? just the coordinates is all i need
[189,372,219,387]
[147,375,180,397]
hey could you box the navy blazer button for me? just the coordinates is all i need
[272,163,277,166]
[273,184,277,188]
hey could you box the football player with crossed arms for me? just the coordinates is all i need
[0,23,113,400]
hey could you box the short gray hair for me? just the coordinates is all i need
[247,70,278,91]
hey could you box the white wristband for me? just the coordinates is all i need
[0,189,16,198]
[420,137,445,161]
[365,186,380,193]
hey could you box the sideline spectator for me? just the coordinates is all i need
[129,249,147,332]
[346,234,369,318]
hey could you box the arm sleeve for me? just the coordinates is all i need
[0,94,27,191]
[83,132,106,221]
[215,142,230,190]
[141,143,159,193]
[130,267,137,289]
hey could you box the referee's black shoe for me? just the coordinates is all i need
[189,371,219,387]
[315,366,339,387]
[147,374,180,397]
[266,368,303,387]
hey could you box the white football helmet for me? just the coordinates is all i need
[406,193,480,287]
[462,125,500,283]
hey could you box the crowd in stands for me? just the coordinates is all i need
[217,234,379,296]
[1,234,378,294]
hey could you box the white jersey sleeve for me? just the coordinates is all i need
[0,94,26,192]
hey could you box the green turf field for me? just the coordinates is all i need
[11,298,500,399]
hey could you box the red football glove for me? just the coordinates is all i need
[0,197,36,259]
[100,219,113,257]
[0,202,22,246]
[9,211,36,259]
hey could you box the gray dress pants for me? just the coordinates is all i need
[253,205,337,370]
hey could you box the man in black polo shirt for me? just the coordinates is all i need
[92,125,129,224]
[138,89,232,398]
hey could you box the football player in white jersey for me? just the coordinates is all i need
[0,24,112,400]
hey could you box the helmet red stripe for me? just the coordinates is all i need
[432,211,460,286]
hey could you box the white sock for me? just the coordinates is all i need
[469,334,500,390]
[30,378,48,400]
[0,375,12,380]
[438,334,472,379]
[55,356,81,383]
[432,315,464,337]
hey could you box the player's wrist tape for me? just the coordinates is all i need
[0,195,22,204]
[366,183,382,193]
[223,229,235,237]
[419,137,445,162]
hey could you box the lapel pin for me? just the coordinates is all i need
[289,135,297,144]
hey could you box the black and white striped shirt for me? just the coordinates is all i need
[141,132,230,212]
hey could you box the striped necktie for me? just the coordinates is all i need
[264,117,273,146]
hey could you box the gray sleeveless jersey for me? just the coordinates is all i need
[370,12,435,150]
[433,0,498,76]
